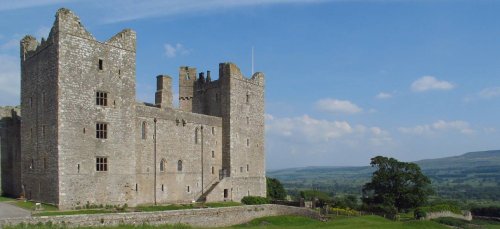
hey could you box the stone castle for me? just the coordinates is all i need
[0,8,265,209]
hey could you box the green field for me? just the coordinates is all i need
[9,215,500,229]
[268,150,500,204]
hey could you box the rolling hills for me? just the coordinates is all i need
[267,150,500,203]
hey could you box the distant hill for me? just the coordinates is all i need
[268,150,500,202]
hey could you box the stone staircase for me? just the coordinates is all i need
[196,181,220,202]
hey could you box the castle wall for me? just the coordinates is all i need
[54,9,137,209]
[12,8,266,209]
[135,105,223,204]
[0,107,22,197]
[20,28,60,205]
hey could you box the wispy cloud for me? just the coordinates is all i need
[164,43,190,58]
[376,92,392,99]
[398,120,474,135]
[316,98,363,114]
[478,87,500,99]
[0,0,72,11]
[411,76,455,92]
[92,0,329,23]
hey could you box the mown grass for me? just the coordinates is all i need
[15,200,58,211]
[0,196,16,202]
[135,202,242,212]
[33,209,119,217]
[4,215,451,229]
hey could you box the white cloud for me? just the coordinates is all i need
[0,54,20,105]
[376,92,392,99]
[399,120,474,135]
[478,87,500,99]
[411,76,455,92]
[315,98,362,114]
[164,43,190,58]
[266,114,391,144]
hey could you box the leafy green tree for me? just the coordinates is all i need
[266,177,287,200]
[362,156,433,215]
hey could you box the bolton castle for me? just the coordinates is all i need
[0,8,266,209]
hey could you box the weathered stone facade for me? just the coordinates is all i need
[1,8,265,209]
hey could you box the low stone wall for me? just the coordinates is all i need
[424,211,472,221]
[0,204,322,228]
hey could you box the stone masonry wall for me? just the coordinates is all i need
[0,107,22,197]
[55,8,138,209]
[0,205,321,228]
[424,211,473,221]
[135,105,224,205]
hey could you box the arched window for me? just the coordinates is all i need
[177,160,182,172]
[141,121,147,140]
[160,159,166,172]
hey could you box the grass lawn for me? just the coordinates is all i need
[0,196,16,202]
[230,215,448,229]
[135,202,242,212]
[4,215,451,229]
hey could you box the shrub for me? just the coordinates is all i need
[241,196,269,205]
[471,206,500,218]
[329,207,359,216]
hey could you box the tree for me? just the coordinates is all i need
[362,156,433,215]
[266,177,287,200]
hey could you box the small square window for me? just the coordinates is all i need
[96,157,107,171]
[96,91,108,106]
[96,123,107,139]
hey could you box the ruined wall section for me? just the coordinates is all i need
[135,105,223,204]
[0,107,21,197]
[54,8,137,209]
[20,26,60,205]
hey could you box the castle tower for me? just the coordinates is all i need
[21,8,138,209]
[155,75,173,108]
[179,66,197,111]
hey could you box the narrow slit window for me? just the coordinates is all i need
[96,123,108,139]
[160,159,165,172]
[162,184,164,192]
[187,186,190,193]
[246,93,249,103]
[96,157,107,171]
[247,164,249,172]
[212,166,215,174]
[96,91,108,106]
[177,160,183,172]
[247,139,250,147]
[98,59,103,70]
[212,151,215,158]
[141,121,147,140]
[77,164,80,173]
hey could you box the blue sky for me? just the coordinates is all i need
[1,0,500,169]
